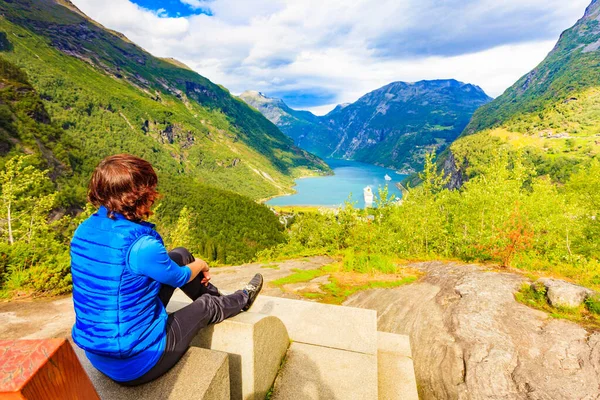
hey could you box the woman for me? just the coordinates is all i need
[71,154,263,385]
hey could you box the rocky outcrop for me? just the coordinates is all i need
[442,149,465,190]
[344,262,600,400]
[536,278,595,308]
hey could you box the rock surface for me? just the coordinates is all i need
[2,257,600,399]
[537,278,595,308]
[344,262,600,400]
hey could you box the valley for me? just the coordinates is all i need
[240,80,491,173]
[1,0,600,397]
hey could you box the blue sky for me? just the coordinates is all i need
[73,0,591,114]
[129,0,211,17]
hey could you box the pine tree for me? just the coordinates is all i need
[169,206,194,250]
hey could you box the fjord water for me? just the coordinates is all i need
[267,159,406,208]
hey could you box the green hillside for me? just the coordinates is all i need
[0,0,328,204]
[0,55,289,296]
[447,0,600,184]
[0,0,331,296]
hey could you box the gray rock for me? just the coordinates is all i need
[537,278,595,308]
[345,262,600,400]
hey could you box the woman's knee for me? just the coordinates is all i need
[168,247,195,266]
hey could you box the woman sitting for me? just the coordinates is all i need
[70,154,263,385]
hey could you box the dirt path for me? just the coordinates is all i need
[344,261,600,400]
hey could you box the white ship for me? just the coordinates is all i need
[363,186,374,207]
[384,174,392,181]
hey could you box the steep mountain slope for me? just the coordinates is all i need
[323,80,491,172]
[447,0,600,184]
[239,90,335,157]
[0,50,287,267]
[0,0,328,203]
[0,55,70,177]
[242,81,491,172]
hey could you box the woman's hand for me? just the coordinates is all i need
[187,258,210,285]
[200,269,211,286]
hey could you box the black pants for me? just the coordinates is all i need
[120,247,248,386]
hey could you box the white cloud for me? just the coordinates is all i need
[179,0,204,9]
[71,0,591,111]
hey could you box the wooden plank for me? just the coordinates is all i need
[0,339,99,400]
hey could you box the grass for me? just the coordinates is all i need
[270,262,419,305]
[270,268,329,286]
[261,264,280,270]
[264,345,290,400]
[514,283,600,331]
[271,205,336,213]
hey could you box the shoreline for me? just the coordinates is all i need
[261,158,407,206]
[258,168,334,204]
[258,191,295,204]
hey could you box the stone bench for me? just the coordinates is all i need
[377,332,419,400]
[167,301,290,400]
[244,295,378,355]
[269,341,379,400]
[75,346,230,400]
[168,293,381,400]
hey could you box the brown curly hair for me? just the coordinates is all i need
[88,154,159,222]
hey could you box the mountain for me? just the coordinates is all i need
[238,90,335,157]
[445,0,600,185]
[241,80,492,172]
[0,0,329,204]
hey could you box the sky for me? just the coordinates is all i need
[71,0,592,115]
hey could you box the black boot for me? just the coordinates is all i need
[242,274,263,311]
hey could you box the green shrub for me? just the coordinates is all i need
[585,294,600,315]
[342,249,396,274]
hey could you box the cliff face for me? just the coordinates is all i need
[322,80,491,172]
[242,80,491,172]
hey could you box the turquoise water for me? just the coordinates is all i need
[267,159,407,208]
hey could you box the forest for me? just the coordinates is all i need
[0,56,286,296]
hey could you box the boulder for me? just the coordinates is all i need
[537,278,595,308]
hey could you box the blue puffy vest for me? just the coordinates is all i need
[71,206,167,365]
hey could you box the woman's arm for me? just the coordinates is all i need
[128,236,192,287]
